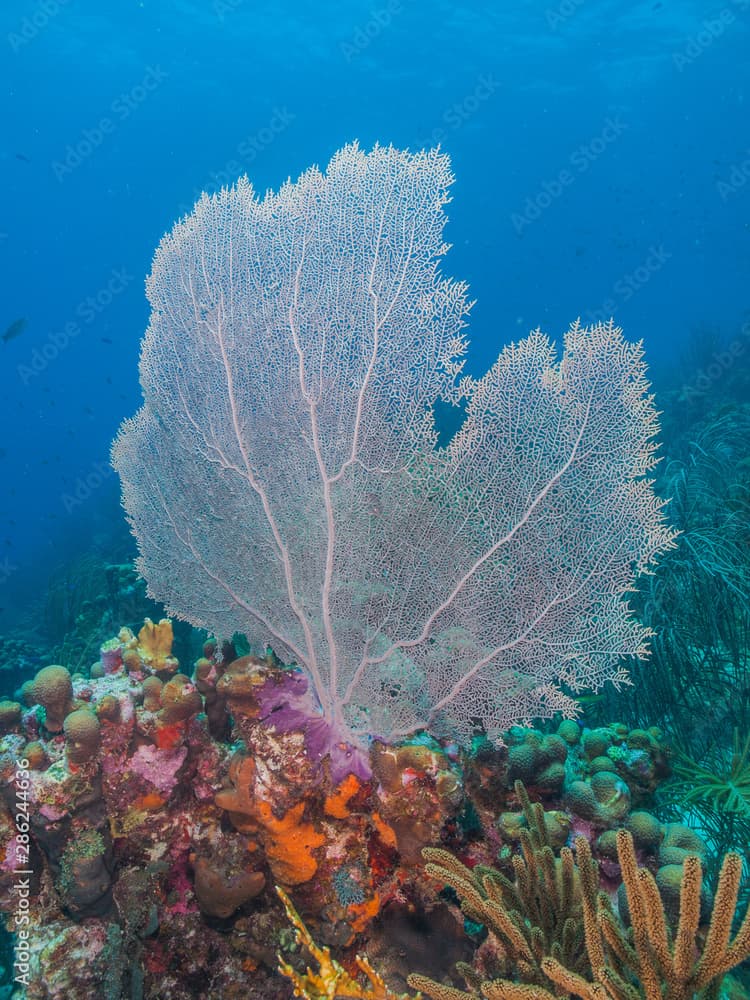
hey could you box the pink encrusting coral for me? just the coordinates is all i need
[129,743,187,796]
[112,143,676,762]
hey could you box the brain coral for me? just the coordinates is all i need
[32,665,74,733]
[63,709,101,765]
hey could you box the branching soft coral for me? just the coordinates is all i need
[408,783,590,997]
[409,824,750,1000]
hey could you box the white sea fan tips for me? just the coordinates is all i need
[112,143,676,748]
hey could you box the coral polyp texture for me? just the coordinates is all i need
[112,143,676,757]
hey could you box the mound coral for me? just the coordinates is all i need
[63,708,101,765]
[158,674,203,723]
[141,675,162,712]
[32,664,74,733]
[192,844,265,919]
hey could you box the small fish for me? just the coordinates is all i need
[15,152,31,162]
[100,336,113,344]
[2,317,27,343]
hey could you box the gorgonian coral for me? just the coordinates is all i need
[113,143,676,755]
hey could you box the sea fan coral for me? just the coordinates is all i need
[113,143,676,755]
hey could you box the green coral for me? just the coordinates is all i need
[57,828,105,896]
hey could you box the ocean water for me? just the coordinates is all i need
[0,1,749,997]
[1,0,748,605]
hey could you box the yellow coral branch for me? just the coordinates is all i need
[276,886,419,1000]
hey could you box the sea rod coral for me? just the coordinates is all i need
[112,142,676,761]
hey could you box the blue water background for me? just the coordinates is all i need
[0,0,748,617]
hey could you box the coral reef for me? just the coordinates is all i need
[411,786,590,994]
[408,809,750,999]
[0,620,746,998]
[590,399,750,898]
[0,621,466,995]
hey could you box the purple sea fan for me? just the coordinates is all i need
[112,143,677,754]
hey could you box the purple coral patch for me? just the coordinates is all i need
[255,669,371,782]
